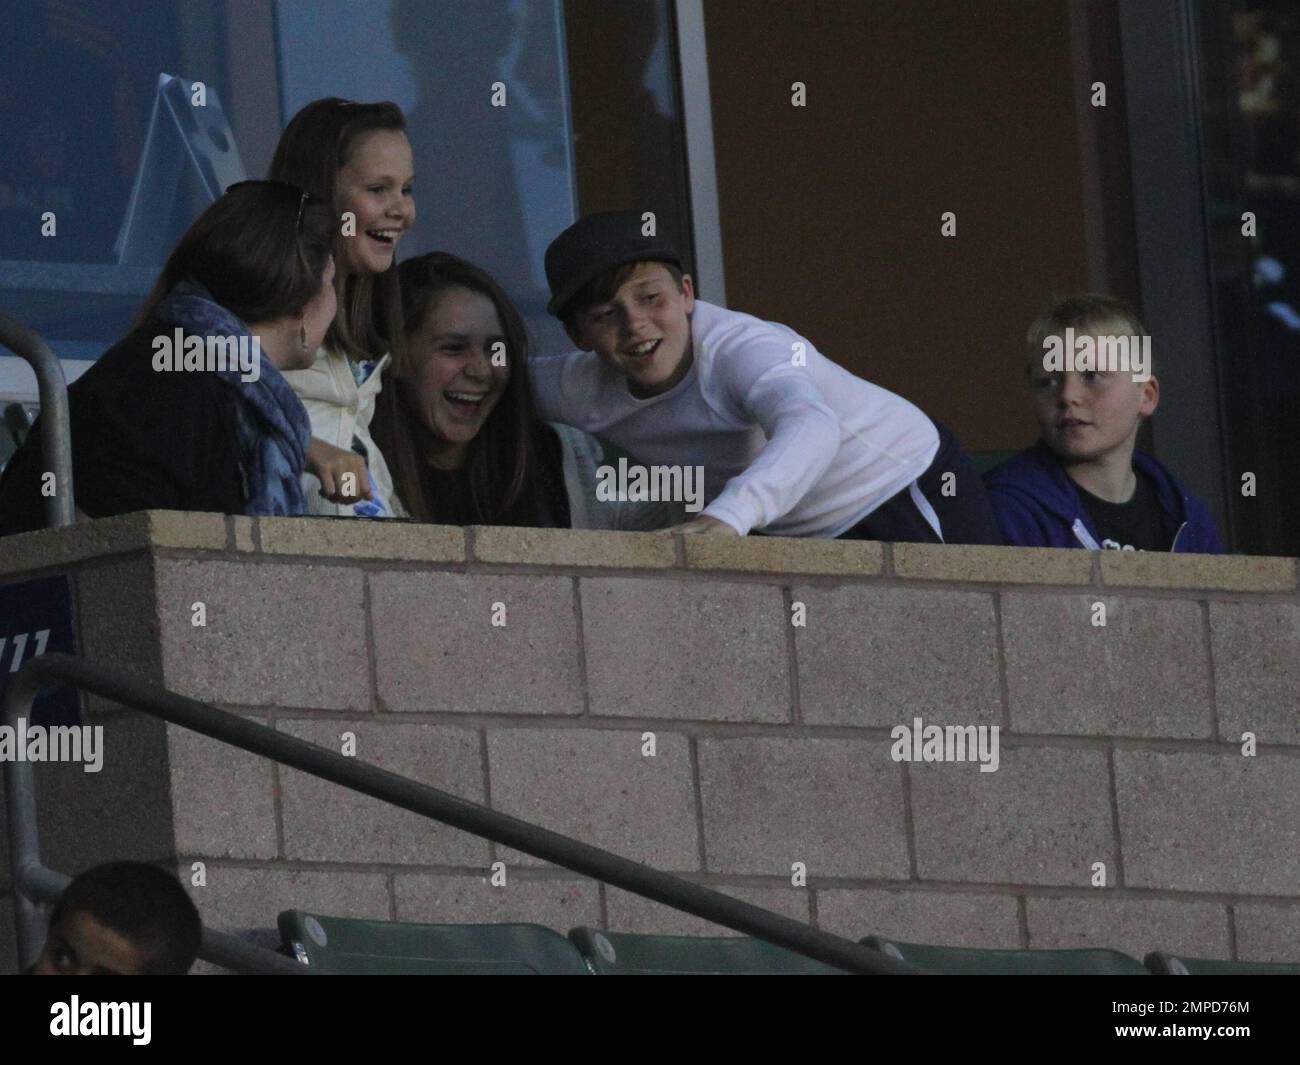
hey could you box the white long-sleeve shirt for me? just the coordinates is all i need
[529,300,939,537]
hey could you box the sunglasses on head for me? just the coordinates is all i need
[225,179,317,232]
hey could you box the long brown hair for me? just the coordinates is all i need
[268,98,407,364]
[372,252,562,525]
[135,182,334,327]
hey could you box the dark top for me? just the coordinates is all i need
[983,441,1224,553]
[419,423,571,528]
[0,324,245,537]
[1074,468,1170,551]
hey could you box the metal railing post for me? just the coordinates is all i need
[0,313,75,528]
[2,665,47,966]
[3,664,305,974]
[4,654,920,975]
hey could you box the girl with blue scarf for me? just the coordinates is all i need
[0,182,338,534]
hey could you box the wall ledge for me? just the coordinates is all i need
[0,510,1295,594]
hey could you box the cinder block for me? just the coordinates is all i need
[34,712,176,876]
[77,557,164,714]
[893,543,1092,585]
[154,559,369,710]
[393,873,600,928]
[0,526,82,578]
[140,511,228,550]
[1233,903,1300,964]
[167,719,277,859]
[796,585,1000,727]
[258,518,464,562]
[370,571,583,715]
[487,728,699,871]
[697,737,909,878]
[1210,601,1300,745]
[277,719,488,865]
[0,511,222,578]
[1100,551,1295,592]
[1115,750,1300,895]
[910,746,1115,886]
[581,577,789,722]
[472,526,675,569]
[815,889,1022,948]
[0,720,171,882]
[684,535,884,576]
[186,864,391,934]
[1025,896,1229,958]
[0,713,168,955]
[1003,593,1211,737]
[231,516,256,553]
[603,882,811,936]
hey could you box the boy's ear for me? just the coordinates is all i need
[680,273,696,311]
[1139,374,1160,417]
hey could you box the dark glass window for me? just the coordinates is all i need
[564,0,694,278]
[1196,0,1300,555]
[3,0,681,411]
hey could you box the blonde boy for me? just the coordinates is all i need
[984,295,1223,552]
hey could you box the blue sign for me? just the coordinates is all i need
[0,575,80,726]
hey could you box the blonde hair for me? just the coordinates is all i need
[1026,294,1153,377]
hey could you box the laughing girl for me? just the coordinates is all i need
[268,98,415,517]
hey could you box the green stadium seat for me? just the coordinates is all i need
[863,936,1148,974]
[568,927,847,974]
[1145,951,1300,975]
[277,911,589,974]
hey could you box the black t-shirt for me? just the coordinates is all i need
[418,423,571,528]
[0,325,245,537]
[1075,468,1170,551]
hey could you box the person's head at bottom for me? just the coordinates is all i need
[32,862,201,975]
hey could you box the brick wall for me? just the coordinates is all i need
[2,512,1298,970]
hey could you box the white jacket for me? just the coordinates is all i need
[281,346,406,518]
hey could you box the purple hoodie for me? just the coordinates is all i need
[983,441,1225,554]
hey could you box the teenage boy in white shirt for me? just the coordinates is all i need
[530,209,1002,543]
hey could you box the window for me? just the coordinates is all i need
[3,0,690,405]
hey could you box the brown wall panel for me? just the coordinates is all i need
[703,0,1097,450]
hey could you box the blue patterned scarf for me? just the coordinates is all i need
[154,280,311,516]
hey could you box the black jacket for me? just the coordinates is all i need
[0,325,246,537]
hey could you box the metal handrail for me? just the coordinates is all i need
[4,654,920,975]
[0,313,75,528]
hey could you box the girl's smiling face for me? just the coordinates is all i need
[335,129,415,276]
[402,285,510,469]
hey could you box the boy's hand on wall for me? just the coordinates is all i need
[666,516,742,536]
[305,438,372,504]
